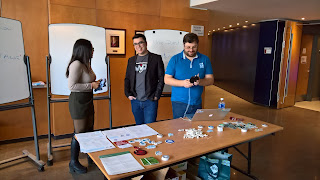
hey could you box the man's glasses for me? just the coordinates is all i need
[184,46,198,50]
[133,41,145,46]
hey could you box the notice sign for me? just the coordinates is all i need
[264,47,272,54]
[191,25,204,36]
[301,56,307,64]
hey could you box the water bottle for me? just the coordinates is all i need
[218,98,225,109]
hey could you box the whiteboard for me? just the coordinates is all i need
[0,17,29,104]
[145,29,188,92]
[49,24,108,95]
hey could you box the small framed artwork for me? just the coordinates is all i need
[106,29,126,54]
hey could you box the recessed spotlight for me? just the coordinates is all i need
[229,25,232,27]
[208,33,210,35]
[245,20,248,23]
[237,23,240,25]
[251,24,256,26]
[301,17,305,20]
[218,28,220,30]
[223,27,225,29]
[243,25,247,28]
[213,30,215,32]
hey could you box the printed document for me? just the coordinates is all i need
[75,131,115,153]
[99,151,144,175]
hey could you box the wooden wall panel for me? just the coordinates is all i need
[296,34,313,97]
[51,96,111,136]
[277,21,302,108]
[160,17,209,56]
[49,4,96,25]
[50,0,96,9]
[157,98,173,120]
[1,0,211,140]
[109,59,136,127]
[287,22,302,104]
[160,0,209,21]
[0,104,32,141]
[0,0,49,140]
[52,102,73,135]
[94,97,110,130]
[33,89,49,136]
[96,0,160,16]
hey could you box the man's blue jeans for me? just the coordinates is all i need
[172,101,202,119]
[131,99,158,125]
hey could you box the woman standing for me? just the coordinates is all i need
[66,39,100,174]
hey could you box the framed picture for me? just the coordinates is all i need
[106,29,126,54]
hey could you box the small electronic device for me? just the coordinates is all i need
[190,75,199,83]
[191,108,231,121]
[94,78,106,92]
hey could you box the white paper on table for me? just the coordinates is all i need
[125,124,158,139]
[117,144,133,149]
[102,128,136,142]
[100,151,144,175]
[75,131,115,153]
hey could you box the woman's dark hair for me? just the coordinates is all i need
[66,39,93,78]
[183,33,199,44]
[132,33,147,43]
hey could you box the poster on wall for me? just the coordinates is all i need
[191,25,204,36]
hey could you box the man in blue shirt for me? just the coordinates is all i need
[165,33,214,119]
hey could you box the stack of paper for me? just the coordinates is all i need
[126,124,159,139]
[75,131,115,153]
[102,124,158,142]
[99,151,144,175]
[102,128,136,142]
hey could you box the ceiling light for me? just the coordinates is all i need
[213,30,215,32]
[251,24,256,26]
[223,27,225,29]
[237,23,240,25]
[301,18,305,20]
[229,25,232,27]
[218,28,220,30]
[243,25,247,28]
[245,21,248,23]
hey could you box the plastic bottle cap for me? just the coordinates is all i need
[161,155,170,161]
[241,128,247,132]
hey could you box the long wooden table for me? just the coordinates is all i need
[89,112,283,180]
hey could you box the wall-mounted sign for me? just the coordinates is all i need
[191,25,204,36]
[301,56,307,64]
[264,47,272,54]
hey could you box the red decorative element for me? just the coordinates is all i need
[134,149,147,155]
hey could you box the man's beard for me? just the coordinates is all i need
[184,50,197,58]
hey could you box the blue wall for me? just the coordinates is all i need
[211,20,285,106]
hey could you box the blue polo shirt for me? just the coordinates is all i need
[165,51,213,105]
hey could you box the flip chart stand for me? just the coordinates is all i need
[0,56,45,172]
